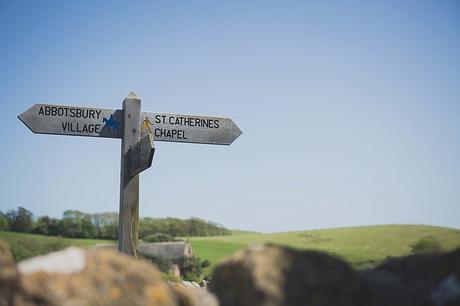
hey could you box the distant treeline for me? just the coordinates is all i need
[0,207,230,239]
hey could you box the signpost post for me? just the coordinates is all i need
[119,93,141,256]
[18,92,242,256]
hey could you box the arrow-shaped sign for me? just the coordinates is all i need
[141,112,242,145]
[18,104,123,138]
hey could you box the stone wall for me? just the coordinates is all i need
[1,241,459,306]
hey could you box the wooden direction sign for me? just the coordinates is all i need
[141,112,242,145]
[18,104,123,138]
[18,104,242,145]
[18,92,242,256]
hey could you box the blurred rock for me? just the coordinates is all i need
[375,247,460,281]
[0,240,20,306]
[209,244,368,306]
[209,243,460,306]
[173,286,219,306]
[363,248,460,306]
[17,247,178,306]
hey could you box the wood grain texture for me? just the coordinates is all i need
[118,93,141,257]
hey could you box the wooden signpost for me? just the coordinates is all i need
[18,92,242,256]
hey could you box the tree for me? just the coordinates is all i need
[100,222,118,239]
[0,212,9,231]
[167,218,187,237]
[138,217,230,238]
[139,217,162,239]
[1,207,230,238]
[32,216,53,235]
[187,218,207,236]
[59,210,96,238]
[6,207,34,232]
[92,212,118,239]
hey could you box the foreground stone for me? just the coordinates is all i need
[363,248,460,306]
[209,244,368,306]
[173,286,219,306]
[2,246,178,306]
[210,244,460,306]
[0,244,218,306]
[0,241,21,306]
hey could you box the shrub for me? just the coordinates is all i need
[162,272,180,283]
[9,236,70,261]
[179,256,202,280]
[410,236,443,254]
[201,259,211,268]
[183,272,201,282]
[143,233,175,243]
[142,254,207,281]
[142,254,173,273]
[0,213,9,231]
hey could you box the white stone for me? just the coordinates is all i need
[18,247,86,275]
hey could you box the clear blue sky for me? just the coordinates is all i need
[1,1,459,232]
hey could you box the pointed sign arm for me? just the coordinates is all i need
[141,111,242,145]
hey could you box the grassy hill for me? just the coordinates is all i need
[2,225,460,272]
[189,224,460,271]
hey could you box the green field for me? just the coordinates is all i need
[0,231,114,261]
[190,224,460,270]
[229,229,260,235]
[2,225,460,272]
[0,231,114,246]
